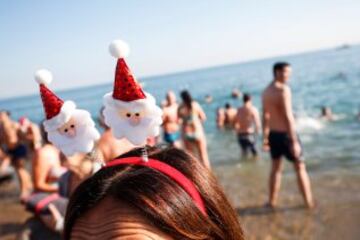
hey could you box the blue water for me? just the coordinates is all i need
[1,46,360,172]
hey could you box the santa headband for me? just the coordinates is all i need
[103,156,207,216]
[101,39,206,216]
[34,69,76,132]
[34,69,100,157]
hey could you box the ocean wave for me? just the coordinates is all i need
[296,116,324,132]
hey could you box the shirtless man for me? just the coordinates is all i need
[0,111,33,199]
[234,94,261,158]
[162,91,181,147]
[262,62,314,208]
[224,103,237,129]
[97,107,134,162]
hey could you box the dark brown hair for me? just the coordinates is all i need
[180,90,193,110]
[273,61,290,77]
[243,93,251,103]
[64,146,244,240]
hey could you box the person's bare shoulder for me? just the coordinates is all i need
[279,84,291,100]
[251,106,259,115]
[262,83,273,99]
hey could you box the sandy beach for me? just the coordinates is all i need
[1,160,359,240]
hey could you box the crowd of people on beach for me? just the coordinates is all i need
[1,60,358,239]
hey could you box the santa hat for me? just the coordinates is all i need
[108,40,146,102]
[35,69,76,132]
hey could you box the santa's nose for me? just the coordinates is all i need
[65,128,77,138]
[130,116,141,126]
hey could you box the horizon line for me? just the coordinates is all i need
[0,42,358,102]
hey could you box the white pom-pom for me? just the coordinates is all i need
[35,69,53,85]
[109,39,130,59]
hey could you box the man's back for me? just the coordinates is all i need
[262,82,291,132]
[224,107,237,127]
[235,105,259,134]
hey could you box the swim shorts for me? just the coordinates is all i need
[268,131,303,162]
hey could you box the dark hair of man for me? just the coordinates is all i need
[273,62,290,77]
[243,93,251,103]
[225,103,231,109]
[64,146,244,240]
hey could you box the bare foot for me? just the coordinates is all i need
[20,190,32,204]
[264,202,276,209]
[306,200,316,209]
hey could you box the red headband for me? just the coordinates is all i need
[104,157,207,216]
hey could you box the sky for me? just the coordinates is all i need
[0,0,359,99]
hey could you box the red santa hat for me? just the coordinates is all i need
[35,69,76,132]
[108,40,146,102]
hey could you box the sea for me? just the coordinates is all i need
[1,46,359,174]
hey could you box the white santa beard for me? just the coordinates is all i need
[47,110,100,156]
[103,106,161,146]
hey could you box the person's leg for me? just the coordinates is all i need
[240,143,248,158]
[196,138,211,169]
[173,140,182,149]
[0,155,11,173]
[13,158,33,199]
[268,158,283,207]
[293,161,315,208]
[237,135,248,159]
[248,140,258,158]
[183,139,194,155]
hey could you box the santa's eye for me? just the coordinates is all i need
[70,125,75,128]
[135,113,140,117]
[126,113,131,118]
[64,129,68,133]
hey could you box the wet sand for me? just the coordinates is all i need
[217,162,360,240]
[1,162,360,240]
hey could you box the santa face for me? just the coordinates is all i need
[47,109,100,156]
[103,93,162,146]
[118,108,145,127]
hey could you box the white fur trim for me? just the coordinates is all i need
[43,101,76,131]
[34,69,53,85]
[109,39,130,59]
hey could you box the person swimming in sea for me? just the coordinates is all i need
[161,91,181,147]
[320,106,334,121]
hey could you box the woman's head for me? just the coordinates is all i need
[64,146,244,240]
[180,90,193,110]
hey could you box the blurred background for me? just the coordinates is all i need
[1,1,360,239]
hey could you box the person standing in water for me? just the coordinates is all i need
[262,62,314,208]
[178,90,210,169]
[224,103,237,129]
[234,93,261,158]
[162,91,181,147]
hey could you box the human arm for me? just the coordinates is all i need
[32,149,58,192]
[253,107,261,135]
[281,87,301,157]
[262,95,270,151]
[31,124,42,149]
[196,102,207,122]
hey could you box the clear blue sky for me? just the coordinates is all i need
[0,0,359,99]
